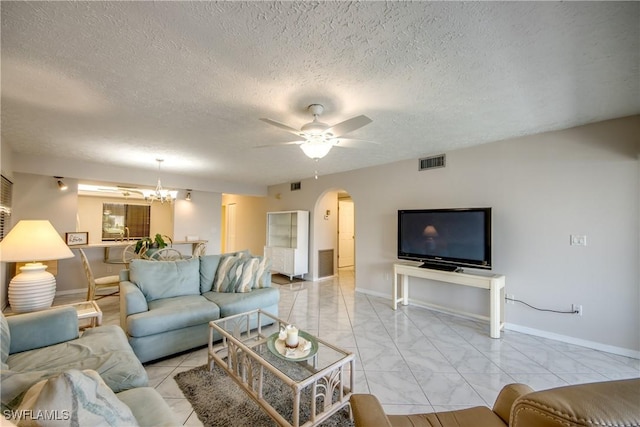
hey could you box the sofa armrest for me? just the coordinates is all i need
[350,394,393,427]
[492,383,534,424]
[120,281,148,329]
[510,378,640,426]
[7,307,79,354]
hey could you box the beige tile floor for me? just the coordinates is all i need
[39,268,640,425]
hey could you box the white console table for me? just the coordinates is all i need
[392,262,505,338]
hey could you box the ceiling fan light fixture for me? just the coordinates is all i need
[260,103,372,162]
[300,141,333,160]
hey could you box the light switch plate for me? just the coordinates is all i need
[570,235,587,246]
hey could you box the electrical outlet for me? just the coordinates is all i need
[570,235,587,246]
[572,304,583,316]
[506,294,515,304]
[106,266,113,273]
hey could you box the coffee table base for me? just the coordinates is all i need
[208,310,354,427]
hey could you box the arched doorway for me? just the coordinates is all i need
[313,189,355,281]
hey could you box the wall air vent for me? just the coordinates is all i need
[419,154,446,171]
[290,182,302,191]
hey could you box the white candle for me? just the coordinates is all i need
[285,325,299,348]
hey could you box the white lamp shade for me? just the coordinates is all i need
[0,220,74,262]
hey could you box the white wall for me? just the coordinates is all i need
[267,116,640,355]
[174,190,222,255]
[10,173,81,295]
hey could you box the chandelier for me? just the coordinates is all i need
[141,159,177,203]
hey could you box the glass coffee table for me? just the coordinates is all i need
[208,309,355,427]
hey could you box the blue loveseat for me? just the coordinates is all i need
[120,252,280,363]
[1,307,178,426]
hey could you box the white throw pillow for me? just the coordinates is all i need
[236,257,259,293]
[253,256,272,289]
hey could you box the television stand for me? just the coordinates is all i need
[419,262,458,272]
[392,262,505,338]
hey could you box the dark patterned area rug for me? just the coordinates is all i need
[174,364,353,427]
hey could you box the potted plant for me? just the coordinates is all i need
[134,233,172,255]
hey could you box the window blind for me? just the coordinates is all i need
[102,203,150,240]
[126,204,150,239]
[0,175,13,241]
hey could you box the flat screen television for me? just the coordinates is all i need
[397,208,492,271]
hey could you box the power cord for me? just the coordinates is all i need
[504,297,579,314]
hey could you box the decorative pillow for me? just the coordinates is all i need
[235,257,259,293]
[253,256,272,289]
[16,369,138,427]
[199,254,222,293]
[1,313,10,370]
[130,257,200,302]
[213,254,243,293]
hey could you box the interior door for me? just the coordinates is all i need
[225,203,237,253]
[338,199,354,268]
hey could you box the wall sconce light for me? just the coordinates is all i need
[185,190,192,201]
[54,176,68,191]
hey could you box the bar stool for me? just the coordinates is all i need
[78,249,120,301]
[193,242,207,257]
[147,248,184,261]
[122,243,138,267]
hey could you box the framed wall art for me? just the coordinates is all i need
[66,232,88,246]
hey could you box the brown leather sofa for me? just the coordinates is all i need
[350,378,640,427]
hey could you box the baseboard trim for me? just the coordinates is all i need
[505,323,640,360]
[354,287,388,299]
[354,288,639,360]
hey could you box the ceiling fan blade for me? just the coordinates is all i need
[260,118,302,136]
[333,138,380,148]
[254,140,304,148]
[326,115,372,138]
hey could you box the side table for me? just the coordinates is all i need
[3,300,102,329]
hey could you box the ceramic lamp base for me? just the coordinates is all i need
[8,263,57,313]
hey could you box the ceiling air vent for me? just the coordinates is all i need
[290,182,301,191]
[419,154,446,171]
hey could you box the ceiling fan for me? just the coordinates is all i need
[259,104,372,160]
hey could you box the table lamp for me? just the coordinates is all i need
[0,220,74,313]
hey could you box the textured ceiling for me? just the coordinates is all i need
[2,1,639,187]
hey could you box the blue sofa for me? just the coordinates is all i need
[1,307,178,426]
[120,252,280,363]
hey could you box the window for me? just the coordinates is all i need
[102,203,150,240]
[0,175,13,241]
